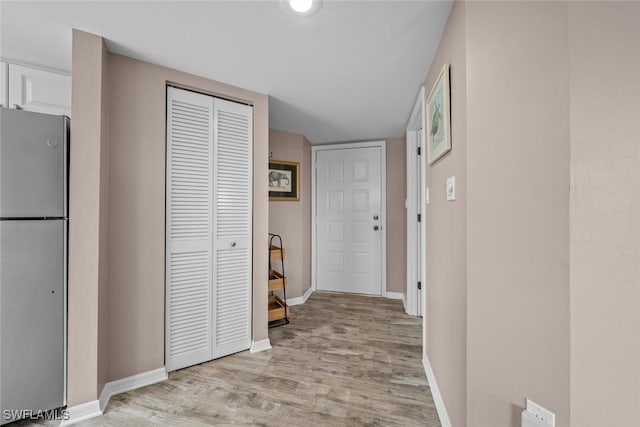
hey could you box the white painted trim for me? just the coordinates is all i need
[311,140,387,297]
[385,291,405,301]
[380,142,387,299]
[407,86,425,130]
[402,293,407,311]
[422,355,452,427]
[287,286,313,306]
[99,367,168,412]
[311,147,317,291]
[59,400,101,426]
[250,338,272,353]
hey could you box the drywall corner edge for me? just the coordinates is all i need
[250,338,272,353]
[59,400,102,426]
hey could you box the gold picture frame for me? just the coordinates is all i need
[426,63,452,165]
[269,160,300,201]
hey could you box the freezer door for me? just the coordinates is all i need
[0,220,66,422]
[0,108,68,218]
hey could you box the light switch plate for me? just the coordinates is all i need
[524,399,556,427]
[425,187,430,204]
[446,176,456,201]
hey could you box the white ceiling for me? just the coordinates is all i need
[0,0,452,143]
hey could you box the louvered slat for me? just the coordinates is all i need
[166,87,213,371]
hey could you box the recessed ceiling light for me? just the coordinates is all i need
[289,0,312,13]
[281,0,322,17]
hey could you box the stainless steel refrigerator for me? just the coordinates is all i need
[0,108,68,424]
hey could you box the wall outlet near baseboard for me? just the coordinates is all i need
[522,399,555,427]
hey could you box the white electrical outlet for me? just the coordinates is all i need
[524,399,556,427]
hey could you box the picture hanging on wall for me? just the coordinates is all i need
[269,160,300,201]
[426,63,451,164]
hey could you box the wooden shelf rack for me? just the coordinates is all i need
[268,234,289,327]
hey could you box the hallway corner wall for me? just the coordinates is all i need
[269,129,312,299]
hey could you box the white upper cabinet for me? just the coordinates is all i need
[0,62,8,108]
[8,64,71,117]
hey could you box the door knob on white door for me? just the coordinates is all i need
[231,242,236,247]
[373,225,379,231]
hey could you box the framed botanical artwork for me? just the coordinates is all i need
[426,63,451,165]
[269,160,300,201]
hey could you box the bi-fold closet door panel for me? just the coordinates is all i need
[212,98,253,359]
[166,87,252,372]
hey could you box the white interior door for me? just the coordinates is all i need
[406,87,426,318]
[316,146,383,295]
[166,88,252,372]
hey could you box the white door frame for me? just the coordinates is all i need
[406,87,427,319]
[311,140,387,296]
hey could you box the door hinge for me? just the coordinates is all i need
[417,213,421,222]
[417,281,422,290]
[417,146,421,156]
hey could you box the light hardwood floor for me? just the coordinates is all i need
[21,292,441,426]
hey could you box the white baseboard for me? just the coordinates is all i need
[422,355,452,427]
[250,338,272,353]
[402,293,407,311]
[287,286,313,306]
[98,367,167,412]
[385,291,405,301]
[59,399,101,426]
[61,367,167,426]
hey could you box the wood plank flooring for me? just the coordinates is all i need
[20,292,441,426]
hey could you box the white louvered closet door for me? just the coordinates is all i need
[166,87,214,371]
[212,98,253,358]
[166,87,253,372]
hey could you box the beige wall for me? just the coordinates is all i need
[423,2,640,427]
[105,53,269,381]
[569,2,640,426]
[269,129,312,299]
[69,30,270,402]
[68,29,109,405]
[423,1,467,425]
[386,138,407,294]
[466,2,571,426]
